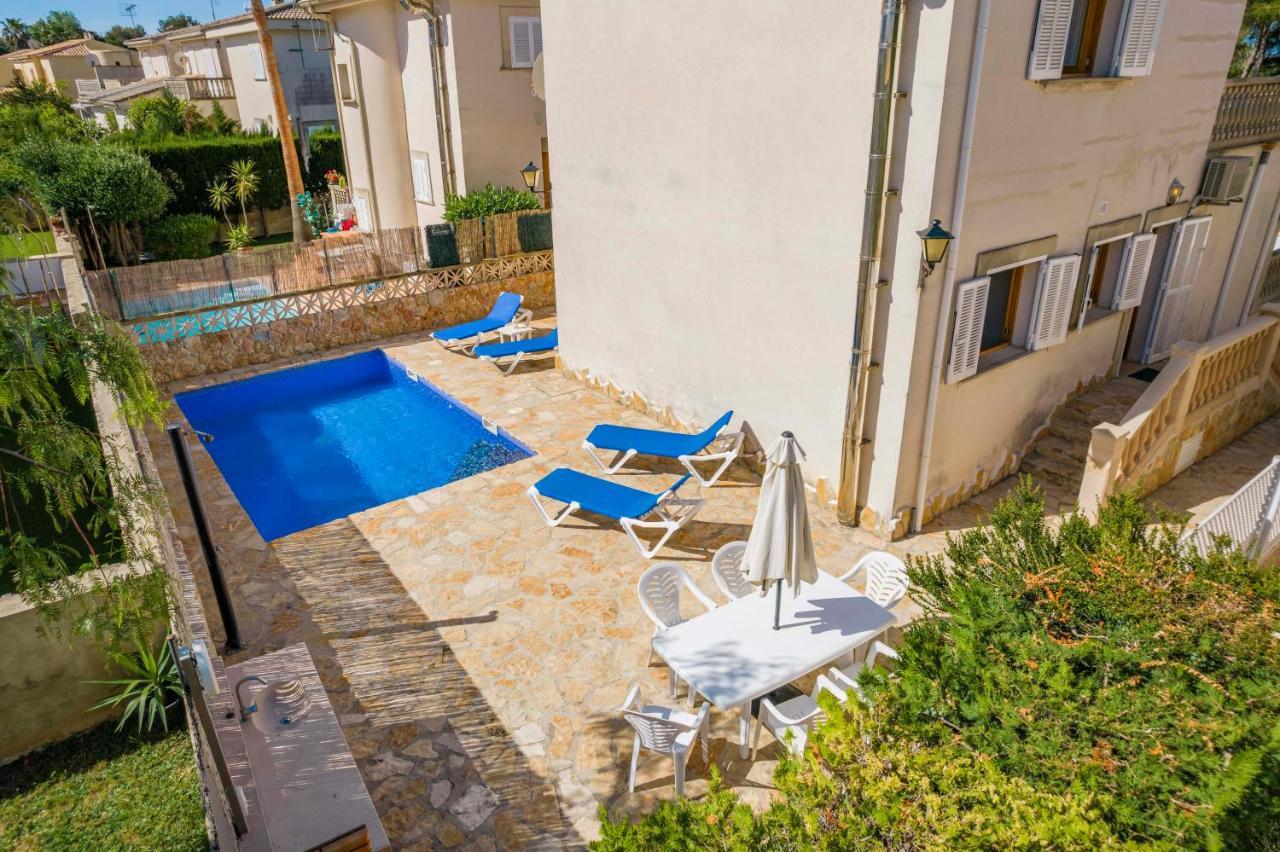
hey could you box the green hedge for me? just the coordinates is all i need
[144,213,218,260]
[443,183,540,223]
[135,135,299,216]
[305,130,344,194]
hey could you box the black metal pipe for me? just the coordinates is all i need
[166,424,243,652]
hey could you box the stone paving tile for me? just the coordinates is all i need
[151,314,924,850]
[151,314,1279,848]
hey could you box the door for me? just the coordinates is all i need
[1142,216,1211,363]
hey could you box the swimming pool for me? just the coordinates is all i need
[176,350,532,540]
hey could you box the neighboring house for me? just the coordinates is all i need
[299,0,548,230]
[78,2,337,148]
[542,0,1280,539]
[0,38,141,93]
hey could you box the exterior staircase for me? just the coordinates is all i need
[1014,374,1150,509]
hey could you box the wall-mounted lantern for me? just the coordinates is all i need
[918,219,955,277]
[1167,178,1185,206]
[520,161,540,194]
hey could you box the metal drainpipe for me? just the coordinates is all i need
[1211,146,1271,336]
[910,0,992,534]
[835,0,906,526]
[424,1,457,198]
[1239,162,1280,326]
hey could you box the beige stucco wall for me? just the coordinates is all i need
[331,1,417,231]
[446,0,545,194]
[396,11,449,227]
[543,0,883,484]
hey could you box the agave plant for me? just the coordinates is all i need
[226,223,254,251]
[91,638,183,734]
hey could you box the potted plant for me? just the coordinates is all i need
[226,224,254,253]
[90,637,184,733]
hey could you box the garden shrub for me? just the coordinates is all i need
[443,182,539,223]
[135,135,296,216]
[517,210,552,252]
[14,139,170,224]
[143,214,218,260]
[596,481,1280,850]
[305,129,344,194]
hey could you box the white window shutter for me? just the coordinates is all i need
[509,17,541,68]
[1027,0,1074,81]
[1111,233,1158,310]
[250,44,266,80]
[411,155,432,203]
[1144,216,1212,360]
[1030,254,1081,350]
[1113,0,1166,77]
[947,277,991,384]
[353,193,371,231]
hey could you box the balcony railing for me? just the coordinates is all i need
[1210,78,1280,149]
[164,76,235,101]
[1263,250,1280,305]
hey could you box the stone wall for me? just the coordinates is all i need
[139,264,555,385]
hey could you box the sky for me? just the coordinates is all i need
[0,0,229,35]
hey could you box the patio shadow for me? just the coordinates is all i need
[259,519,585,848]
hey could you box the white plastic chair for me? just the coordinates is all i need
[828,639,899,702]
[638,563,717,703]
[710,541,753,601]
[752,674,847,759]
[839,551,910,610]
[618,683,710,798]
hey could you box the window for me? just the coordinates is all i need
[1027,0,1166,81]
[508,15,542,68]
[249,44,266,81]
[335,62,355,102]
[410,154,433,204]
[1063,0,1108,75]
[981,266,1025,354]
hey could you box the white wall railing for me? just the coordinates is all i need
[1182,456,1280,561]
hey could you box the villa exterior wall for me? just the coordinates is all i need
[882,0,1250,532]
[541,0,883,485]
[447,0,545,194]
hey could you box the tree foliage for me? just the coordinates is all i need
[13,139,169,224]
[0,296,168,649]
[157,13,199,32]
[101,24,144,47]
[1,18,31,53]
[0,76,94,155]
[597,483,1280,850]
[1234,0,1280,78]
[28,10,83,46]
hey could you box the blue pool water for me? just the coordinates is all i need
[176,350,532,540]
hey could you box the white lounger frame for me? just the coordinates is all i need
[434,308,532,354]
[477,340,556,375]
[582,428,745,487]
[526,484,703,559]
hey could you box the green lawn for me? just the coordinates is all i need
[0,722,206,850]
[0,231,56,259]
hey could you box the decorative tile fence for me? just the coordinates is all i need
[134,250,555,383]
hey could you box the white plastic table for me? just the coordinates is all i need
[651,571,895,758]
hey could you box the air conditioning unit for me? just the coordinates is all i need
[1200,156,1254,203]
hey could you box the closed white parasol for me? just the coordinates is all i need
[744,431,818,630]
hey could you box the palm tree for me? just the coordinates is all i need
[228,159,259,228]
[207,179,234,228]
[1,18,30,53]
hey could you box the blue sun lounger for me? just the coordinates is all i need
[430,291,528,352]
[474,328,558,374]
[527,469,702,558]
[582,410,742,486]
